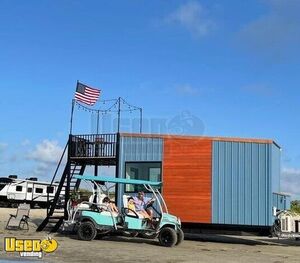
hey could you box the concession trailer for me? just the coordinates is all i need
[38,132,291,235]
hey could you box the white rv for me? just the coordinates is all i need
[0,175,64,208]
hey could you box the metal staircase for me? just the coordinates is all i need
[37,133,118,233]
[37,142,86,232]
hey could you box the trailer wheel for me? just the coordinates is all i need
[158,227,177,247]
[176,228,184,245]
[77,221,97,241]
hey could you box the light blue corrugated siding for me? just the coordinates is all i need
[272,193,291,211]
[212,141,274,226]
[271,144,281,193]
[117,136,163,205]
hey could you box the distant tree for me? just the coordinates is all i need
[78,188,92,196]
[290,200,300,213]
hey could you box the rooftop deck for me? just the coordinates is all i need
[69,133,117,165]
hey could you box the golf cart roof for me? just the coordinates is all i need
[74,175,161,186]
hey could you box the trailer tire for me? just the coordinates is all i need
[176,228,184,245]
[78,221,97,241]
[158,227,177,247]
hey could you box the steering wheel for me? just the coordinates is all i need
[121,207,139,219]
[145,198,155,209]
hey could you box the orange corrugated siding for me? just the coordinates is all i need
[162,137,212,223]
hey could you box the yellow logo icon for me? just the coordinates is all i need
[40,237,58,253]
[4,236,58,258]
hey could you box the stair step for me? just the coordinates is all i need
[48,220,60,224]
[49,216,63,220]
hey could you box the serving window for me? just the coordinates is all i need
[125,162,161,192]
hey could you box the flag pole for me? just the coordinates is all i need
[70,81,78,134]
[69,99,75,135]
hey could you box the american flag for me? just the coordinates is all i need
[74,82,101,106]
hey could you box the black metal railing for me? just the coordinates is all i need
[70,133,117,158]
[46,142,68,215]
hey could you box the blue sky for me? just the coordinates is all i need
[0,0,299,199]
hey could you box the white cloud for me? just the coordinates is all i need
[27,140,63,164]
[165,1,215,38]
[31,162,50,178]
[237,0,300,60]
[25,140,66,179]
[281,167,300,200]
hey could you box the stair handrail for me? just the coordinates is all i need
[47,141,68,214]
[50,141,68,185]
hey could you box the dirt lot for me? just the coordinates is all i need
[0,208,299,263]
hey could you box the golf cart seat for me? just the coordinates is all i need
[76,193,107,210]
[123,195,144,218]
[89,193,107,205]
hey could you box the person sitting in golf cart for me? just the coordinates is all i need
[102,197,119,214]
[133,191,155,219]
[128,196,150,219]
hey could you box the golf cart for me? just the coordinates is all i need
[69,175,183,247]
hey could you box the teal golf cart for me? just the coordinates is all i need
[71,175,183,247]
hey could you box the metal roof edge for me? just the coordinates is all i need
[119,132,280,146]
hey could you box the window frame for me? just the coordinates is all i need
[124,161,162,193]
[35,187,43,194]
[16,185,23,192]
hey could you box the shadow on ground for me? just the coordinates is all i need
[54,232,159,246]
[184,233,300,247]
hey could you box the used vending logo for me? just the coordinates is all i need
[4,236,58,258]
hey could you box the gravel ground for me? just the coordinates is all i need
[0,208,299,263]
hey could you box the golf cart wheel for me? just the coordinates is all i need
[176,228,184,245]
[158,227,177,247]
[78,221,97,241]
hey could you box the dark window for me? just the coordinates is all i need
[35,188,43,194]
[47,186,54,194]
[27,188,32,193]
[125,162,161,192]
[16,186,23,192]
